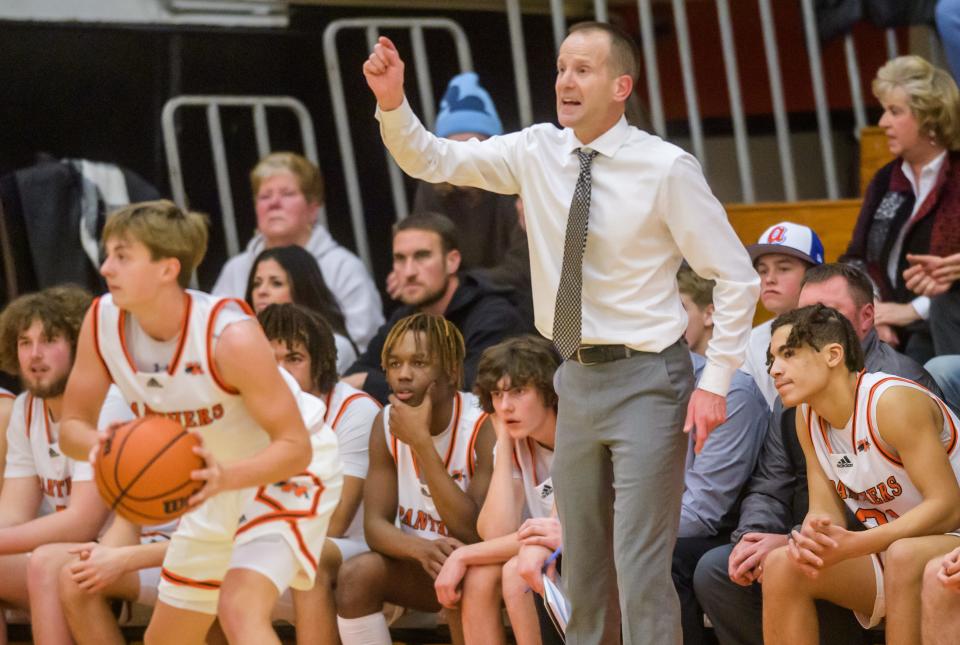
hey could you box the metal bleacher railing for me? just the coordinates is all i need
[163,2,945,275]
[161,94,321,259]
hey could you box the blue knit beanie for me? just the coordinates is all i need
[435,72,503,139]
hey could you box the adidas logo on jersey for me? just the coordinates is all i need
[540,483,553,499]
[146,377,163,388]
[836,455,854,469]
[48,447,60,458]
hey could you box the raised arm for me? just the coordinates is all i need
[476,419,525,540]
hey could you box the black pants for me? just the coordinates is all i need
[673,535,729,645]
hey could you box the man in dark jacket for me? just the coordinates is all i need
[693,263,940,645]
[343,212,526,404]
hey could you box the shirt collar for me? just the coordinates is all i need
[900,150,947,195]
[562,115,630,158]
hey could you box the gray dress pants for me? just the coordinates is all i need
[552,340,693,645]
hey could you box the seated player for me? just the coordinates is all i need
[920,544,960,645]
[434,335,561,645]
[336,313,495,645]
[58,200,342,645]
[761,304,960,645]
[674,266,768,645]
[0,387,13,485]
[0,286,130,644]
[258,303,380,643]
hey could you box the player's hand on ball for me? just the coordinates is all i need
[90,421,126,466]
[188,434,225,508]
[68,543,129,593]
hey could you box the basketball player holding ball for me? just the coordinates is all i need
[60,200,341,645]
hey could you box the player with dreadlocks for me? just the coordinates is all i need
[256,303,381,644]
[335,313,496,645]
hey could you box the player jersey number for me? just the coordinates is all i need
[856,507,900,529]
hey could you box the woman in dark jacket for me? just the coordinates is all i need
[843,55,960,361]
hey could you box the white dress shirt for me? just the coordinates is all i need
[890,151,947,321]
[377,100,759,396]
[742,320,778,408]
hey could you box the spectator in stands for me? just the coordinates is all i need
[212,152,383,351]
[244,245,358,373]
[842,55,960,362]
[920,543,960,644]
[433,335,562,645]
[336,314,495,645]
[936,0,960,81]
[743,222,825,407]
[693,262,939,645]
[342,213,525,405]
[904,250,960,411]
[0,286,129,644]
[396,73,533,329]
[674,267,768,645]
[760,305,960,645]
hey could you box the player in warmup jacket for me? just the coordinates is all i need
[761,304,960,645]
[434,335,561,645]
[336,313,495,645]
[59,200,340,645]
[0,286,131,644]
[256,303,380,644]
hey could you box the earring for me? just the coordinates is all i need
[929,131,938,146]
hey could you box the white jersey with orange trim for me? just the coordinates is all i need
[804,371,960,530]
[385,391,487,540]
[321,381,380,542]
[511,437,554,520]
[5,386,131,515]
[92,290,270,465]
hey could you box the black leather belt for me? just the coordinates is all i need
[569,344,639,365]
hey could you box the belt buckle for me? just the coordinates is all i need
[575,345,601,366]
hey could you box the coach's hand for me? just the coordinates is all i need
[389,382,434,451]
[416,536,462,580]
[189,436,226,508]
[363,36,405,111]
[434,548,468,607]
[728,532,788,586]
[684,388,726,454]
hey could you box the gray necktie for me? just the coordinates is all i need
[552,148,599,360]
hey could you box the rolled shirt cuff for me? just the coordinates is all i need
[698,362,735,398]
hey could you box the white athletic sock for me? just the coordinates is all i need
[337,612,392,645]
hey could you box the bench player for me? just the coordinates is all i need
[433,335,560,645]
[256,303,380,643]
[0,286,130,644]
[336,313,495,645]
[761,304,960,645]
[59,200,341,645]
